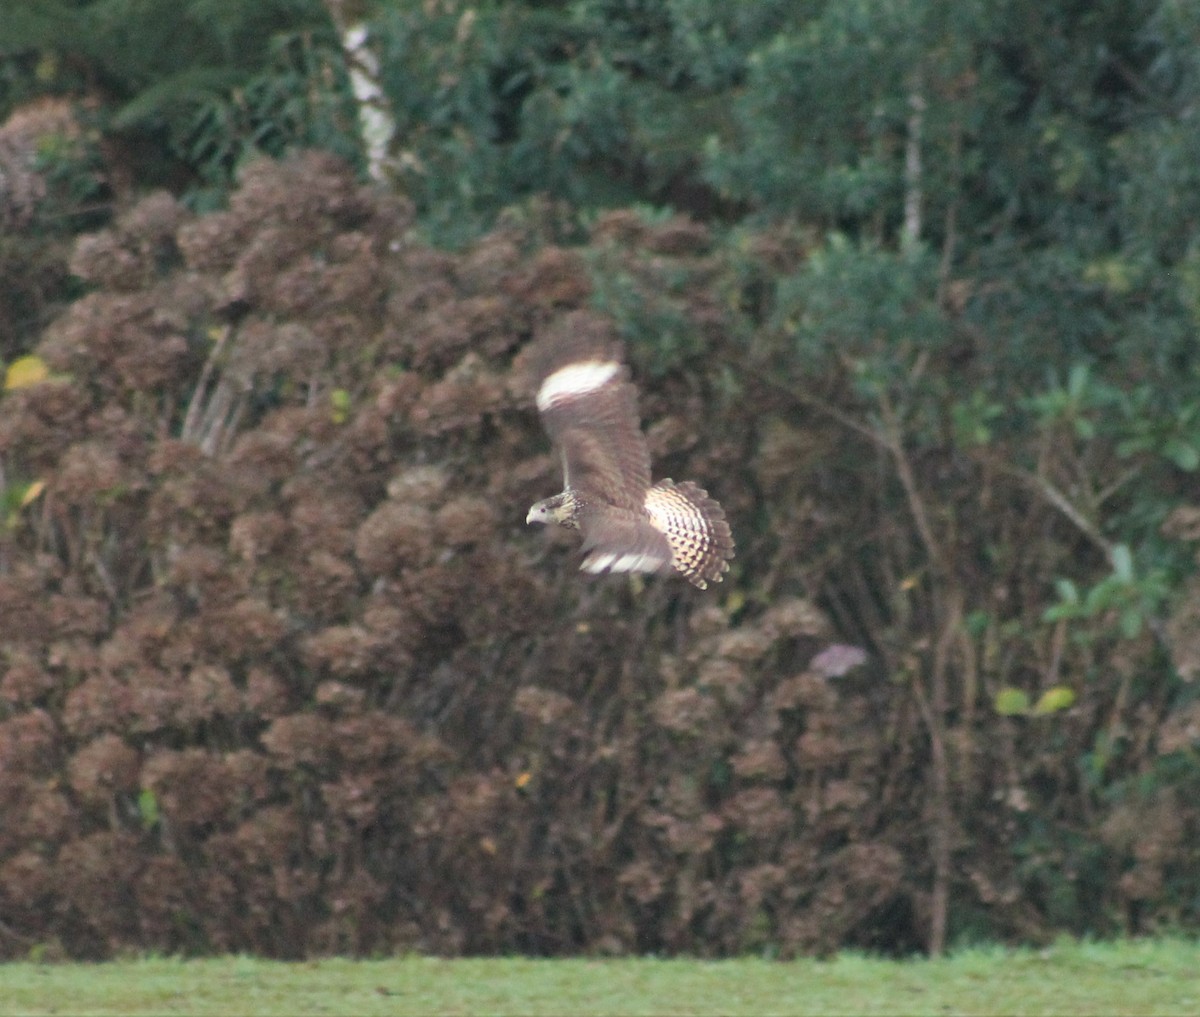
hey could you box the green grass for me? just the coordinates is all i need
[1,939,1196,1016]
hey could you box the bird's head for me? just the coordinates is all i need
[526,493,575,527]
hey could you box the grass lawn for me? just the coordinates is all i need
[1,938,1196,1016]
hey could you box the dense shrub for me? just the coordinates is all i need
[0,152,877,957]
[0,152,1198,960]
[0,95,109,364]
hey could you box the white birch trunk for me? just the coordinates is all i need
[342,22,395,182]
[326,1,396,183]
[903,89,926,250]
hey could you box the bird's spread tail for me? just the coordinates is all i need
[645,480,734,589]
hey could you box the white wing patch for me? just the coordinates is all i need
[581,550,668,574]
[536,360,621,412]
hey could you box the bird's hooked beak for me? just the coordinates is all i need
[526,494,566,527]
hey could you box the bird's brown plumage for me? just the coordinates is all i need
[525,326,734,588]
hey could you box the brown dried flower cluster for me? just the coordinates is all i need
[3,153,794,958]
[0,150,1185,959]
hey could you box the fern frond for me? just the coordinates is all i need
[112,68,246,129]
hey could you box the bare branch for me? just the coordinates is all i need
[979,452,1114,561]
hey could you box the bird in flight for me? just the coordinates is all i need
[526,334,734,588]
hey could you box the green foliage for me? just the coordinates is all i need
[136,788,160,830]
[0,2,88,70]
[705,1,917,221]
[170,31,362,206]
[2,0,354,198]
[1044,546,1171,640]
[373,1,784,244]
[993,686,1076,717]
[770,236,949,393]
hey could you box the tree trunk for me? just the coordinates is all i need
[325,1,395,182]
[903,89,926,250]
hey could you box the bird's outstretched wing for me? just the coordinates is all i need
[532,339,651,511]
[577,506,674,577]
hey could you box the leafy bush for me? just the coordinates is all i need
[1,153,1198,960]
[0,154,882,958]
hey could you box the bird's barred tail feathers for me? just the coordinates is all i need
[645,479,734,589]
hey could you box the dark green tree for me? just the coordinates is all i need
[0,0,357,202]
